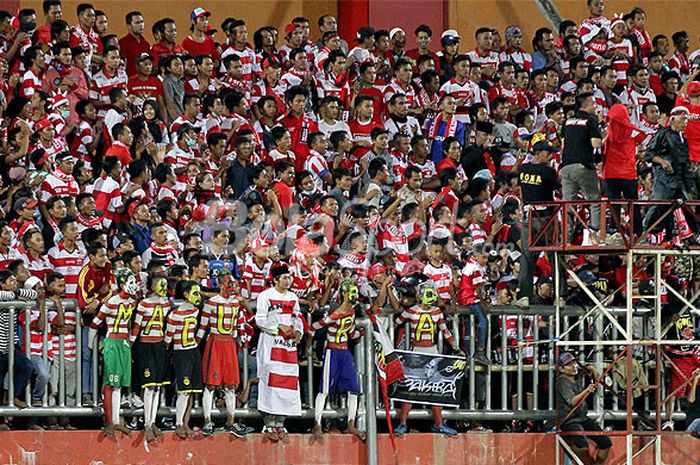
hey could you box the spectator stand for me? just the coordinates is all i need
[528,199,700,465]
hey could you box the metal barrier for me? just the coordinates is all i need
[0,300,689,463]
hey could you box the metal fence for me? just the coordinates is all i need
[0,300,687,425]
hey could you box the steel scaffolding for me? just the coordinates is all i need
[528,199,700,465]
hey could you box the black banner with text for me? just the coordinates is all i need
[388,351,466,407]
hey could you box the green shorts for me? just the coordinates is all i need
[103,338,131,387]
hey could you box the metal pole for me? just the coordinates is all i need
[75,306,82,406]
[363,320,377,465]
[8,307,15,406]
[24,307,31,402]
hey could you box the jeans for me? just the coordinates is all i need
[0,348,34,399]
[520,212,561,299]
[30,354,51,401]
[561,164,601,233]
[688,418,700,436]
[604,178,641,235]
[466,303,488,350]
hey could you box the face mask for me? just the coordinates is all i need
[19,20,36,33]
[186,137,197,149]
[154,278,168,297]
[220,274,234,297]
[60,109,71,119]
[421,287,438,306]
[123,275,140,296]
[188,285,202,306]
[341,280,359,303]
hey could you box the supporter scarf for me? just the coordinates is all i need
[53,63,72,77]
[426,112,458,140]
[587,40,608,55]
[77,213,101,228]
[53,167,74,183]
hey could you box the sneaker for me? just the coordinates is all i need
[130,394,144,409]
[228,423,249,438]
[661,421,674,431]
[243,425,255,434]
[512,296,529,308]
[202,422,215,437]
[394,423,408,436]
[13,399,28,409]
[472,352,492,366]
[431,423,458,436]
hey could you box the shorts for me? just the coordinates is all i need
[319,349,360,394]
[668,356,699,397]
[103,338,131,388]
[202,335,240,386]
[137,341,170,388]
[172,349,203,393]
[560,419,612,450]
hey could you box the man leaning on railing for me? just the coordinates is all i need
[0,270,36,411]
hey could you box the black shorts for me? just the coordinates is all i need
[560,419,613,450]
[136,341,170,388]
[171,349,203,393]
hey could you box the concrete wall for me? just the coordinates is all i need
[15,0,337,44]
[448,0,700,50]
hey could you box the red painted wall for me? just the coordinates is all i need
[368,0,446,52]
[0,431,698,465]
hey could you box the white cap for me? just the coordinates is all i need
[389,27,405,39]
[441,29,460,39]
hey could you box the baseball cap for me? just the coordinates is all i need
[441,35,459,46]
[441,29,461,40]
[112,233,132,249]
[513,127,533,139]
[688,81,700,97]
[177,122,201,137]
[355,26,375,42]
[191,7,211,21]
[536,276,553,286]
[284,22,300,37]
[532,140,557,153]
[578,269,597,284]
[136,52,153,63]
[367,262,388,279]
[261,56,281,69]
[250,238,269,250]
[557,352,577,367]
[35,118,52,132]
[13,197,38,212]
[389,27,405,40]
[670,106,691,116]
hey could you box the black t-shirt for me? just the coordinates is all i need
[518,162,561,204]
[656,93,676,116]
[562,110,602,167]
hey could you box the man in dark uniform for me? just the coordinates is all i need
[560,92,604,239]
[556,351,612,465]
[643,106,698,240]
[518,140,560,302]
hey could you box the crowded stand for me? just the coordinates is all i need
[0,0,700,449]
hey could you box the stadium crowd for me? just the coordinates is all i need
[0,0,699,446]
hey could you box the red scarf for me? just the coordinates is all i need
[426,112,458,140]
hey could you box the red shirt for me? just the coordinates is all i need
[127,74,164,100]
[676,95,700,162]
[77,261,114,325]
[119,33,151,77]
[182,35,219,62]
[105,141,133,166]
[150,42,185,69]
[277,112,318,171]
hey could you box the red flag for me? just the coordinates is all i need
[369,313,404,465]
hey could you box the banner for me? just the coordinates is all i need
[388,350,466,407]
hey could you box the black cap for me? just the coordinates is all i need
[532,140,557,153]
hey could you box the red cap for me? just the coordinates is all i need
[284,22,300,37]
[367,262,388,279]
[250,238,270,250]
[688,81,700,97]
[35,118,52,132]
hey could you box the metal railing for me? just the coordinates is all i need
[0,300,690,463]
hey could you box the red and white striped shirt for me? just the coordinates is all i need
[23,252,52,281]
[619,86,656,125]
[165,303,199,351]
[383,78,416,107]
[220,45,261,89]
[308,307,358,350]
[92,175,123,229]
[439,78,485,123]
[89,69,128,108]
[241,256,272,301]
[466,49,499,81]
[423,262,453,301]
[499,48,532,71]
[304,149,330,191]
[20,69,42,98]
[468,221,488,245]
[197,294,246,341]
[131,296,171,343]
[22,309,53,358]
[47,241,86,299]
[377,222,409,274]
[607,38,633,87]
[337,253,370,278]
[457,257,485,305]
[40,169,79,203]
[395,305,455,347]
[91,293,137,339]
[51,307,78,361]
